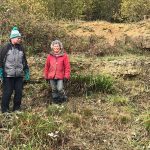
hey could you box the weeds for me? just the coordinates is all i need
[46,104,69,116]
[66,24,81,31]
[63,113,82,128]
[68,73,114,96]
[139,111,150,132]
[80,107,93,118]
[0,112,68,149]
[108,95,129,106]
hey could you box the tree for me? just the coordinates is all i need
[42,0,84,20]
[83,0,122,21]
[121,0,150,22]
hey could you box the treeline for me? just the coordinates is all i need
[1,0,150,23]
[38,0,150,22]
[0,0,150,54]
[39,0,150,22]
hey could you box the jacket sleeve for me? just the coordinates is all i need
[64,54,71,79]
[0,46,3,68]
[21,46,29,71]
[0,44,9,68]
[44,55,50,79]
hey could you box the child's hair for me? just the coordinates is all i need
[51,40,63,50]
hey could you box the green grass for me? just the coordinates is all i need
[0,112,68,149]
[69,73,115,95]
[139,110,150,132]
[108,95,129,106]
[46,104,69,116]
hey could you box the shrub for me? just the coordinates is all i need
[67,73,114,96]
[121,0,150,22]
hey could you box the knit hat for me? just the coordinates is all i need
[10,27,21,39]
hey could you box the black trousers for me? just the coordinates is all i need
[1,77,23,113]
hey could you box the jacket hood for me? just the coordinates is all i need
[50,49,65,57]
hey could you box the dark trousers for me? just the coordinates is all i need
[1,77,23,113]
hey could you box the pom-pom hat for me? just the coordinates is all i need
[10,26,21,39]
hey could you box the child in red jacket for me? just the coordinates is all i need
[44,40,71,103]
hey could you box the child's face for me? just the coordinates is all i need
[53,44,60,53]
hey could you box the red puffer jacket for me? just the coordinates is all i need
[44,52,70,80]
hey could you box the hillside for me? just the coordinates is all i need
[0,21,150,150]
[60,20,150,48]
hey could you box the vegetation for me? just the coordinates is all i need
[121,0,150,22]
[1,0,150,54]
[0,0,150,149]
[1,0,150,28]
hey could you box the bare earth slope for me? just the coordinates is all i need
[60,20,150,48]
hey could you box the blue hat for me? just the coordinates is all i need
[10,27,21,39]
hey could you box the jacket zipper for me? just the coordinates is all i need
[54,56,57,78]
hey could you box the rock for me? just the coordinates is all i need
[142,35,150,49]
[131,36,143,48]
[122,69,140,79]
[130,35,150,49]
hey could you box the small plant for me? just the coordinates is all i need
[139,111,150,132]
[69,73,114,96]
[110,112,131,125]
[108,95,129,106]
[63,113,82,128]
[46,104,69,116]
[80,108,93,118]
[66,24,80,31]
[82,26,94,32]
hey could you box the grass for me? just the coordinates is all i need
[69,73,115,95]
[0,19,150,149]
[0,112,68,149]
[139,110,150,132]
[0,51,149,149]
[108,95,129,106]
[46,104,69,116]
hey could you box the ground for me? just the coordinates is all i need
[0,20,150,150]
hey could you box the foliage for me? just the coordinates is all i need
[0,53,150,149]
[83,0,122,21]
[41,0,150,21]
[139,111,150,132]
[0,112,68,149]
[1,0,150,55]
[108,95,129,106]
[46,105,69,116]
[42,0,84,20]
[0,0,50,51]
[63,113,82,128]
[121,0,150,22]
[68,73,115,95]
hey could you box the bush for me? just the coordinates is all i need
[67,73,115,96]
[121,0,150,22]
